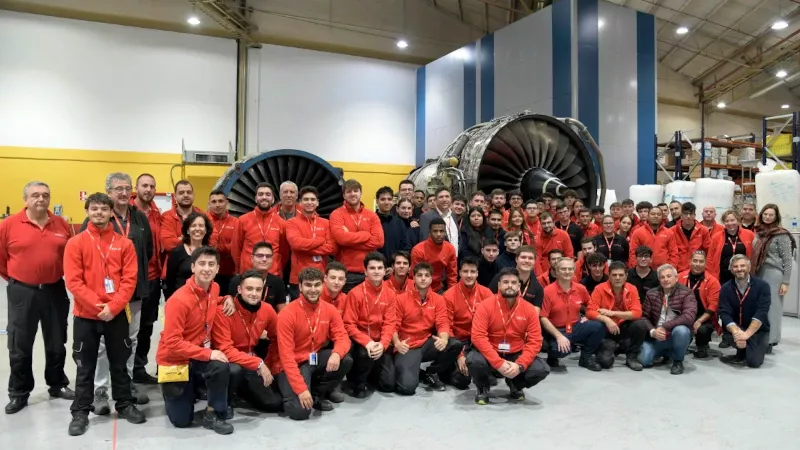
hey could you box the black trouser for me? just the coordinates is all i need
[276,349,353,420]
[735,332,769,368]
[343,272,365,294]
[394,336,461,395]
[466,349,549,390]
[694,322,715,348]
[161,360,229,427]
[441,338,472,390]
[545,320,606,362]
[228,363,282,412]
[596,319,648,368]
[348,340,395,392]
[134,279,161,373]
[71,314,134,413]
[6,279,70,400]
[215,274,234,297]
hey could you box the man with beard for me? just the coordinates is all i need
[628,208,677,269]
[161,180,205,255]
[343,252,398,398]
[411,218,458,293]
[666,201,682,228]
[232,182,286,276]
[469,268,550,405]
[208,190,238,296]
[488,246,545,311]
[286,186,337,300]
[330,179,384,293]
[385,250,414,295]
[276,268,352,420]
[228,242,288,313]
[535,213,573,276]
[678,251,721,359]
[489,189,507,213]
[375,186,410,261]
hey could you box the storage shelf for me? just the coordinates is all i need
[702,137,763,150]
[681,163,759,172]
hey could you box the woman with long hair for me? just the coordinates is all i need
[707,209,754,284]
[506,207,535,246]
[617,215,635,242]
[459,207,486,262]
[572,199,584,222]
[165,212,213,299]
[752,203,796,352]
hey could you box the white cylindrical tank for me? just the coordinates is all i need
[629,184,664,206]
[664,181,696,206]
[694,178,735,223]
[756,171,800,231]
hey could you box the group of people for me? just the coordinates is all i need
[0,174,795,437]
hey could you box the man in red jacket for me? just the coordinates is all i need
[442,256,493,390]
[343,252,398,398]
[156,246,233,434]
[679,251,721,359]
[392,262,461,395]
[535,213,573,276]
[411,218,457,293]
[63,193,145,436]
[212,270,281,412]
[628,207,678,269]
[160,180,204,255]
[672,202,711,272]
[286,186,337,300]
[208,189,238,296]
[701,206,724,237]
[385,250,414,295]
[275,267,352,420]
[468,268,550,405]
[329,179,384,293]
[232,182,286,276]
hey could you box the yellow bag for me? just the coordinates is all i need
[125,304,132,324]
[157,364,189,383]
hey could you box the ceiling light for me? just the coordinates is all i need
[777,70,788,78]
[676,27,689,35]
[772,20,789,30]
[396,40,408,49]
[717,102,726,108]
[454,48,469,60]
[782,104,791,109]
[598,19,605,29]
[187,16,200,26]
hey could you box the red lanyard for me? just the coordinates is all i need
[495,296,518,342]
[192,288,211,339]
[309,216,317,239]
[726,234,739,249]
[459,285,478,316]
[113,215,130,238]
[351,210,363,229]
[87,229,116,275]
[236,308,255,354]
[735,285,751,326]
[256,215,274,243]
[300,299,322,349]
[604,235,614,250]
[363,284,384,336]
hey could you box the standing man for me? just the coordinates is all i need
[672,202,711,273]
[628,208,677,269]
[535,213,573,276]
[555,202,584,256]
[666,201,682,228]
[343,252,398,398]
[679,251,721,359]
[701,206,724,237]
[276,181,301,221]
[321,261,348,316]
[419,188,460,254]
[385,251,415,295]
[452,194,468,229]
[411,218,458,293]
[208,190,238,296]
[740,201,757,231]
[376,186,410,260]
[627,246,660,301]
[469,191,486,212]
[132,173,162,385]
[574,237,599,282]
[719,255,771,367]
[1,181,74,414]
[468,268,550,405]
[286,186,337,299]
[496,231,522,270]
[160,180,204,255]
[232,182,286,276]
[538,249,564,287]
[621,199,639,228]
[594,215,628,263]
[577,208,601,238]
[580,253,609,294]
[395,180,423,219]
[89,173,153,413]
[477,239,501,287]
[412,190,427,212]
[329,179,384,293]
[276,268,353,420]
[488,246,545,311]
[639,264,697,375]
[64,193,145,435]
[489,189,507,213]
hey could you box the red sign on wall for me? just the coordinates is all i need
[79,191,87,201]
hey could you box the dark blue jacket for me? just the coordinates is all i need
[719,276,771,333]
[378,213,411,261]
[495,252,517,270]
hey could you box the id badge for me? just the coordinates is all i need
[566,322,573,334]
[498,341,510,352]
[312,255,323,263]
[104,277,115,294]
[203,338,211,349]
[309,352,318,366]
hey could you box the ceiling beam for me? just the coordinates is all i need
[659,0,729,64]
[186,0,256,46]
[473,0,528,14]
[657,38,749,67]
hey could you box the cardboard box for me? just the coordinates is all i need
[719,155,727,165]
[711,156,720,164]
[728,154,739,165]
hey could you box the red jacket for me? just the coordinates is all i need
[535,229,573,275]
[384,276,414,296]
[579,222,601,239]
[703,221,724,238]
[586,281,642,324]
[232,207,286,276]
[343,281,398,349]
[537,272,556,288]
[706,227,754,279]
[285,213,337,284]
[443,281,493,340]
[671,221,711,272]
[209,211,238,276]
[130,199,162,280]
[573,257,608,282]
[470,294,543,370]
[64,223,137,320]
[160,206,206,254]
[276,297,350,394]
[211,300,279,372]
[411,238,457,292]
[0,208,72,285]
[395,289,450,349]
[541,282,591,328]
[678,270,722,334]
[321,288,347,316]
[628,224,678,269]
[329,203,384,272]
[155,277,220,366]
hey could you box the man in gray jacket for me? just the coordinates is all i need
[418,187,459,256]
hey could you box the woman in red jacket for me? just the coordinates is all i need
[707,210,754,285]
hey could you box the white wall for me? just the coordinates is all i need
[424,49,465,160]
[247,44,417,165]
[0,11,237,153]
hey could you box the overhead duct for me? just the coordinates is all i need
[214,149,345,218]
[408,113,606,206]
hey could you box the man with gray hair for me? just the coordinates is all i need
[639,263,697,375]
[82,172,153,412]
[1,181,74,414]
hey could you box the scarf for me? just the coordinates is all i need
[751,224,795,274]
[236,294,262,313]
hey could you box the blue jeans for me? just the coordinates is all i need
[161,360,230,428]
[638,325,691,366]
[546,319,606,361]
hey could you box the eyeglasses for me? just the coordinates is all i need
[253,253,273,259]
[112,186,133,193]
[637,255,652,259]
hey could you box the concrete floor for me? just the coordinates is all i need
[2,278,800,450]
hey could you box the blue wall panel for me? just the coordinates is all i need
[479,34,495,122]
[463,42,477,129]
[416,66,425,166]
[637,11,656,184]
[552,0,572,118]
[577,0,599,141]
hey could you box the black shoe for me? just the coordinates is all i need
[328,385,345,403]
[546,356,560,368]
[422,372,446,391]
[718,340,731,349]
[224,405,234,420]
[475,386,490,405]
[313,397,333,412]
[579,357,602,372]
[4,398,27,415]
[133,370,158,385]
[767,344,774,354]
[352,384,368,399]
[49,386,75,400]
[131,384,150,405]
[489,375,498,386]
[68,412,89,436]
[202,410,233,435]
[117,405,146,424]
[720,354,745,365]
[670,361,684,375]
[655,356,671,366]
[625,355,643,372]
[506,380,525,401]
[694,346,709,359]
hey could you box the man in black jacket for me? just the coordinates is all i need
[719,255,771,368]
[81,172,153,411]
[376,187,411,261]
